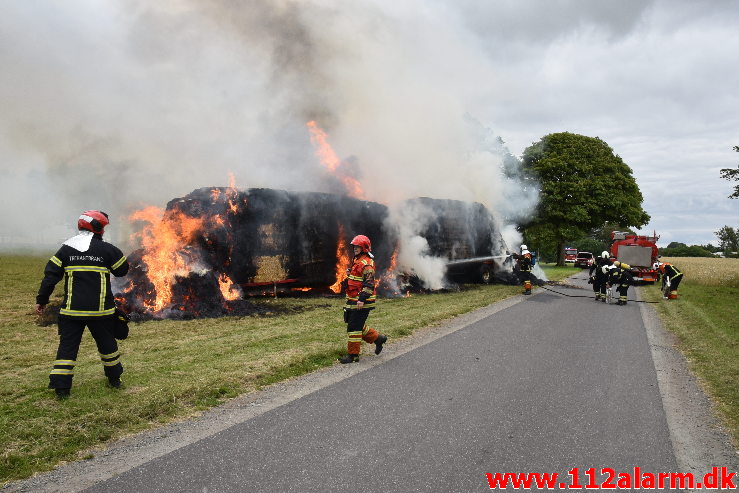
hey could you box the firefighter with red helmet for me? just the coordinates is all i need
[339,234,388,364]
[36,211,129,399]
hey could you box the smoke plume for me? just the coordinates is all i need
[0,1,536,263]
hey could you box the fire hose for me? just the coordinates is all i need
[539,284,660,303]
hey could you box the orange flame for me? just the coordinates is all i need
[378,244,401,295]
[306,120,366,199]
[291,287,312,292]
[226,173,240,214]
[218,272,241,301]
[129,206,205,312]
[381,246,399,281]
[330,224,350,293]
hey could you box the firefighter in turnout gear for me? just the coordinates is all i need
[36,211,129,398]
[606,261,633,305]
[589,251,611,301]
[511,244,534,295]
[656,261,683,299]
[339,235,388,364]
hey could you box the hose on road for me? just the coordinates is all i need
[539,284,660,303]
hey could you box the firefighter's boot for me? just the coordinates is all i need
[340,337,361,364]
[338,354,359,364]
[374,334,387,355]
[594,293,601,301]
[108,377,123,388]
[55,388,70,399]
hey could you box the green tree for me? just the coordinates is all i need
[715,225,738,253]
[659,245,714,257]
[666,241,687,249]
[719,146,739,199]
[521,132,650,265]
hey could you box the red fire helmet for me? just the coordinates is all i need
[350,234,371,253]
[78,210,109,234]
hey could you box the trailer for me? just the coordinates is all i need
[610,231,660,283]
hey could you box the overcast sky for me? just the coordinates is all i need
[1,0,737,249]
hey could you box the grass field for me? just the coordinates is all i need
[643,257,739,445]
[0,255,575,485]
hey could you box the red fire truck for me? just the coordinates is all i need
[610,231,660,283]
[564,247,578,263]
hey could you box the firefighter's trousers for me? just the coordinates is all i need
[616,283,630,303]
[518,270,534,292]
[592,278,605,297]
[49,316,123,390]
[593,273,609,298]
[346,308,380,356]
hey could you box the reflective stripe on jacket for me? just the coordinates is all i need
[37,235,129,317]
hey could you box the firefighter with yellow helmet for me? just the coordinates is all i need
[339,234,388,363]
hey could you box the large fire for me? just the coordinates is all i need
[306,120,366,200]
[128,206,205,311]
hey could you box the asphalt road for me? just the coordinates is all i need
[8,273,736,492]
[90,276,673,492]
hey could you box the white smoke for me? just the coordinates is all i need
[0,0,537,257]
[386,201,447,290]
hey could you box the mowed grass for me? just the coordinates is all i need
[643,257,739,445]
[0,255,576,485]
[538,262,579,280]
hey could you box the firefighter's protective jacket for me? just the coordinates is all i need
[608,266,632,287]
[37,234,129,318]
[345,252,377,310]
[512,252,532,272]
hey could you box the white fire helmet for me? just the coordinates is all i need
[601,251,610,258]
[520,244,527,251]
[652,261,662,270]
